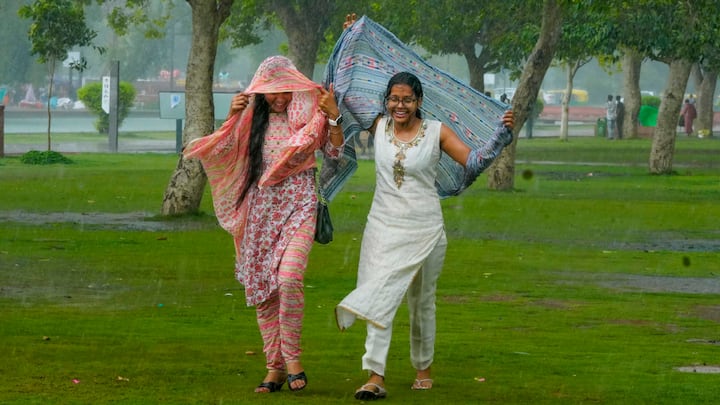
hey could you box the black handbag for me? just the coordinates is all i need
[314,197,333,244]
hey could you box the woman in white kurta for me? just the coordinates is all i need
[335,71,515,400]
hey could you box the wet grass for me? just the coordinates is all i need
[1,138,719,404]
[4,131,177,144]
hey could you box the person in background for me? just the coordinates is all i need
[680,98,697,136]
[615,95,624,139]
[183,56,345,394]
[606,94,617,140]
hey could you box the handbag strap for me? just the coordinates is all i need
[314,168,329,205]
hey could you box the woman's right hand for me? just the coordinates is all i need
[227,92,249,119]
[343,13,357,30]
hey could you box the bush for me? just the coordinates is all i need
[77,82,136,134]
[641,95,661,108]
[20,150,74,165]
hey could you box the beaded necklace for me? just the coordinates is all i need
[386,118,427,188]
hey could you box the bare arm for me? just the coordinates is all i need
[440,110,515,166]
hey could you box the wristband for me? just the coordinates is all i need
[328,113,344,126]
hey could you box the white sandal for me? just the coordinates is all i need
[411,378,433,390]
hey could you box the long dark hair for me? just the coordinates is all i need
[238,94,270,206]
[384,71,423,119]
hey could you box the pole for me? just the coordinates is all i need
[108,61,119,152]
[0,105,5,158]
[175,119,182,153]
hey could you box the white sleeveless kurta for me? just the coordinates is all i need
[336,117,446,329]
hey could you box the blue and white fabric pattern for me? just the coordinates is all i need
[319,15,509,201]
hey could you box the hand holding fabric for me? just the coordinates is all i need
[318,84,341,119]
[227,92,250,119]
[343,13,357,30]
[462,110,515,186]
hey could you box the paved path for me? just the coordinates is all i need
[2,108,594,155]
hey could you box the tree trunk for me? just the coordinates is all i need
[487,0,563,190]
[649,59,692,174]
[464,50,486,93]
[622,49,642,139]
[161,0,232,216]
[695,66,717,138]
[271,0,334,79]
[559,64,574,141]
[47,59,55,151]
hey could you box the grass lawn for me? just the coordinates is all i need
[1,136,719,404]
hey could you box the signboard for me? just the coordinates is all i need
[159,92,235,120]
[101,76,111,114]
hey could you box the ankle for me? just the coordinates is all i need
[368,372,385,385]
[416,367,431,380]
[286,361,304,375]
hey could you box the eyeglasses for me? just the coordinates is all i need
[385,96,418,106]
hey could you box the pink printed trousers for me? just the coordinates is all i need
[255,219,313,371]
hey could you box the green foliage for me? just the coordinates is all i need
[77,81,137,133]
[18,0,100,67]
[0,0,36,85]
[642,95,661,108]
[18,150,74,165]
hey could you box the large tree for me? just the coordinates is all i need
[224,0,346,78]
[609,0,720,173]
[161,0,349,214]
[486,0,563,190]
[620,47,643,139]
[159,0,233,215]
[691,61,719,138]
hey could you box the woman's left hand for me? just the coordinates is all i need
[502,110,514,131]
[318,84,341,121]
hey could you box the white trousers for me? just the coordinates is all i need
[361,235,447,376]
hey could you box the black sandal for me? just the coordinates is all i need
[255,370,287,393]
[288,371,307,391]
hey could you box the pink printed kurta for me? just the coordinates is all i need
[183,56,343,306]
[236,113,317,305]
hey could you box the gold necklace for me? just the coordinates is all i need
[387,118,426,188]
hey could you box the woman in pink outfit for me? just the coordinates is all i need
[184,56,345,393]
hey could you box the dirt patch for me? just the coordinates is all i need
[693,305,720,323]
[0,210,217,231]
[675,365,720,374]
[557,272,720,295]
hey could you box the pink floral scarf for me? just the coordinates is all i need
[184,56,328,240]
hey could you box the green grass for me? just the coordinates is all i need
[1,137,719,404]
[4,131,177,144]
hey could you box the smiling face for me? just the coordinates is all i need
[386,84,421,124]
[264,92,293,113]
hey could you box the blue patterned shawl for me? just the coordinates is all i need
[319,15,509,201]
